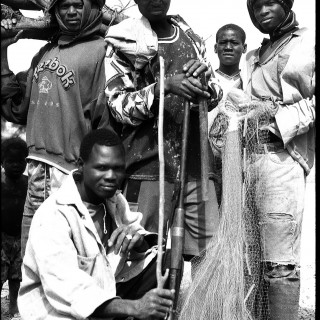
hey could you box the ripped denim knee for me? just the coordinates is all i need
[264,262,300,280]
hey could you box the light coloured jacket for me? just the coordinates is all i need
[18,172,157,320]
[244,28,315,175]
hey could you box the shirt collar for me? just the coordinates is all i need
[56,170,119,217]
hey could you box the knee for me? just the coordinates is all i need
[264,262,300,281]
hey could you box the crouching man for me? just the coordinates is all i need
[18,128,174,319]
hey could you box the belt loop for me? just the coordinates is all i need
[263,144,268,153]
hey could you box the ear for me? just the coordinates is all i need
[77,157,84,172]
[243,43,247,53]
[214,44,218,53]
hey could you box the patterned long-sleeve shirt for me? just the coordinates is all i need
[105,15,223,182]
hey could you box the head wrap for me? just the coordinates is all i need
[247,0,298,41]
[48,0,104,46]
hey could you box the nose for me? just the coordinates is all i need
[67,5,77,15]
[103,169,116,180]
[225,42,232,49]
[259,5,269,16]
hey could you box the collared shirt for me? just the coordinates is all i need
[244,28,315,175]
[18,172,157,320]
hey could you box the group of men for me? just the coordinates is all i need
[1,0,314,319]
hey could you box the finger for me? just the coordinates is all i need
[182,59,197,73]
[156,288,175,299]
[151,310,168,319]
[120,234,133,256]
[127,233,143,251]
[108,226,124,247]
[191,64,208,78]
[7,19,13,30]
[154,304,172,316]
[157,298,173,308]
[114,232,127,255]
[13,30,23,43]
[185,61,201,77]
[185,83,210,99]
[1,22,9,30]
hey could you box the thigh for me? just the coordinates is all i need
[22,161,68,257]
[253,152,306,265]
[183,180,219,256]
[23,160,48,219]
[1,233,10,284]
[123,180,175,234]
[8,237,22,281]
[116,250,174,300]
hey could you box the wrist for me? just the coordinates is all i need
[1,70,13,77]
[128,299,139,318]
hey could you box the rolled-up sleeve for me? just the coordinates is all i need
[275,96,315,147]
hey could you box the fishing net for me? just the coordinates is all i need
[178,88,277,320]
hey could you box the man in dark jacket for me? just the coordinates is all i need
[104,0,223,271]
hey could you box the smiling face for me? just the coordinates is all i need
[134,0,171,22]
[56,0,84,32]
[252,0,286,33]
[215,29,247,67]
[78,144,125,204]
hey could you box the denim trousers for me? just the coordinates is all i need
[247,149,306,320]
[21,160,69,258]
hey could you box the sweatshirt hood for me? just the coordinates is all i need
[48,0,104,46]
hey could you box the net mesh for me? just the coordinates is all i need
[178,88,275,320]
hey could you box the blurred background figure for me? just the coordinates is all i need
[1,137,28,319]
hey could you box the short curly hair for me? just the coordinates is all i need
[79,128,125,162]
[1,137,28,162]
[216,24,246,44]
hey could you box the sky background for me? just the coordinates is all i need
[8,0,315,73]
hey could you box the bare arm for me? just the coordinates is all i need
[92,288,174,319]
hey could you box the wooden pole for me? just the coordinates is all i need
[1,2,129,40]
[168,99,190,320]
[198,73,209,201]
[156,56,169,289]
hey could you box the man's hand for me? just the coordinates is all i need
[133,288,175,319]
[238,100,279,120]
[164,73,210,102]
[108,224,146,257]
[1,19,22,49]
[1,18,17,30]
[183,59,208,78]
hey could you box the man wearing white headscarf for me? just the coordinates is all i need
[1,0,110,258]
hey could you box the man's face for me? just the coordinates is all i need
[57,0,84,32]
[2,149,26,179]
[215,29,247,67]
[252,0,286,33]
[80,144,125,204]
[134,0,171,22]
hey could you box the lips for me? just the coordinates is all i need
[260,18,272,24]
[100,184,117,190]
[66,19,80,24]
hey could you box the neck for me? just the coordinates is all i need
[150,18,173,38]
[218,64,240,77]
[76,180,104,206]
